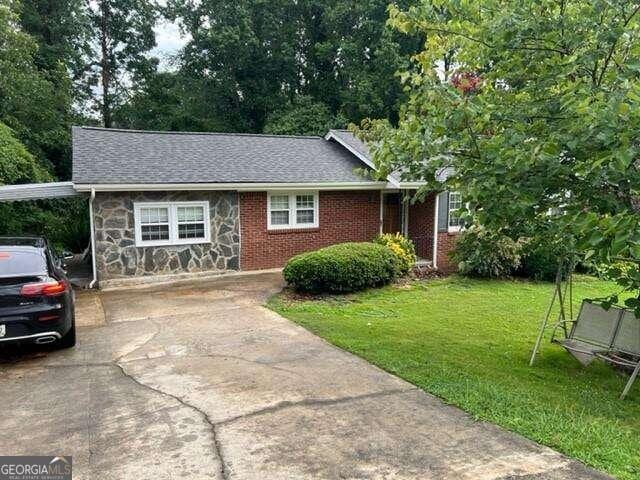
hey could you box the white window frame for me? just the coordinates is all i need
[267,191,319,230]
[447,191,463,233]
[134,201,211,247]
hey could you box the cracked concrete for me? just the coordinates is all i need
[0,271,611,479]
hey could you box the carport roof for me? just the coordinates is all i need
[0,181,80,202]
[72,127,378,185]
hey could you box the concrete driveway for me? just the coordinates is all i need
[0,272,609,480]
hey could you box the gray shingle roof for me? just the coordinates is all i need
[72,127,376,185]
[327,129,372,164]
[327,129,408,184]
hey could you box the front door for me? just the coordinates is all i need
[382,193,402,234]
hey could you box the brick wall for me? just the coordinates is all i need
[407,193,435,260]
[436,232,460,273]
[240,190,381,270]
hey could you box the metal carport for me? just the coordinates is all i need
[0,182,96,288]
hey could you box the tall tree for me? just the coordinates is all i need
[165,0,421,133]
[0,0,69,175]
[307,0,421,123]
[0,122,51,185]
[17,0,89,178]
[19,0,90,80]
[85,0,157,127]
[363,0,640,307]
[263,96,346,136]
[113,71,229,132]
[167,0,302,132]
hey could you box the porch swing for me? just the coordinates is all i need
[529,258,640,400]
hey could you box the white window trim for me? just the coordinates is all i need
[447,191,463,233]
[133,201,211,247]
[267,191,319,230]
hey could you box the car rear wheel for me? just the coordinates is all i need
[56,320,76,349]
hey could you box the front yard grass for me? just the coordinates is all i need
[268,275,639,480]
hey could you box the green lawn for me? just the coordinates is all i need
[268,275,640,480]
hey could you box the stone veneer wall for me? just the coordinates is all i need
[94,191,239,281]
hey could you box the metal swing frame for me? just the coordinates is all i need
[529,261,640,400]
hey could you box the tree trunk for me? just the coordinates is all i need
[100,0,111,128]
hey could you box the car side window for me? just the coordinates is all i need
[47,246,62,272]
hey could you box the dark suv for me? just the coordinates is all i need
[0,237,76,349]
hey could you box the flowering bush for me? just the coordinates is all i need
[452,227,523,278]
[373,233,417,275]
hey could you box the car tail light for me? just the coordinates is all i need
[20,281,67,297]
[38,314,60,322]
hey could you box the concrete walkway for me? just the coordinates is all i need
[0,272,610,479]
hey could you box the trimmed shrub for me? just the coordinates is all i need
[283,242,398,293]
[452,227,522,278]
[373,233,417,275]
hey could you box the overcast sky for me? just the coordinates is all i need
[151,18,190,70]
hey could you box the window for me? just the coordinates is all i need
[134,201,210,246]
[448,192,463,232]
[267,192,318,230]
[140,206,170,242]
[177,206,206,240]
[269,194,290,226]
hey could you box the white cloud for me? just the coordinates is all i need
[152,19,190,71]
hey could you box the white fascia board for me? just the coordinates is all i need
[398,181,427,189]
[324,131,377,171]
[73,182,393,192]
[324,132,400,188]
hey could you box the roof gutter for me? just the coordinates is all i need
[73,182,390,192]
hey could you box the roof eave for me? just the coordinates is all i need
[72,181,392,192]
[324,131,401,188]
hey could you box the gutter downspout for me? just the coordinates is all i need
[88,187,98,288]
[432,193,439,269]
[237,191,242,271]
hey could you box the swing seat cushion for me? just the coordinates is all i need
[555,339,602,366]
[554,301,625,366]
[571,302,622,347]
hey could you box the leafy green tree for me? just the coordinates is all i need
[0,121,51,185]
[19,0,90,80]
[0,0,71,177]
[363,0,640,307]
[19,0,91,177]
[0,122,88,250]
[264,96,346,136]
[308,0,421,124]
[113,71,230,132]
[166,0,421,132]
[85,0,157,127]
[167,0,303,132]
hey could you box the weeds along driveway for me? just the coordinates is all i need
[0,272,611,480]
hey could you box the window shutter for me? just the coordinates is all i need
[437,191,449,232]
